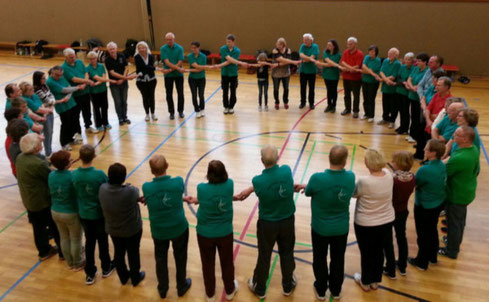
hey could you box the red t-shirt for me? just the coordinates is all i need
[425,92,451,133]
[5,136,16,176]
[340,49,364,81]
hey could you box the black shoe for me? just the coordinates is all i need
[119,120,125,126]
[177,278,192,297]
[438,248,457,259]
[179,112,185,118]
[309,104,315,110]
[324,106,331,113]
[408,257,427,271]
[159,290,168,299]
[120,276,129,285]
[396,261,407,276]
[441,219,447,226]
[299,103,306,109]
[132,271,146,286]
[352,112,359,118]
[169,114,175,120]
[442,235,448,245]
[383,266,396,279]
[283,275,297,296]
[125,119,131,125]
[39,246,58,261]
[341,109,351,116]
[330,107,336,113]
[102,262,115,278]
[85,267,98,285]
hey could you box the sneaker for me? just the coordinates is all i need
[74,133,83,141]
[284,103,289,110]
[71,261,85,272]
[119,121,125,126]
[125,119,131,125]
[206,295,215,302]
[223,108,229,114]
[39,246,58,261]
[370,283,378,290]
[97,126,104,132]
[264,105,269,112]
[228,109,234,114]
[299,103,306,109]
[86,127,99,134]
[438,248,457,259]
[331,293,341,300]
[105,124,112,129]
[408,257,427,271]
[145,114,150,121]
[275,104,280,110]
[132,271,146,286]
[177,278,192,297]
[377,120,387,125]
[406,136,416,143]
[85,268,97,285]
[330,107,336,113]
[341,109,351,116]
[353,273,370,292]
[441,227,448,233]
[429,258,438,264]
[258,105,263,112]
[396,261,407,276]
[152,114,158,121]
[62,144,73,151]
[367,118,374,123]
[247,277,266,299]
[169,114,175,120]
[313,281,326,301]
[388,123,395,129]
[383,267,396,279]
[309,104,315,110]
[324,106,330,113]
[360,115,368,120]
[352,112,359,118]
[441,219,447,226]
[179,112,185,118]
[225,279,239,300]
[102,262,115,278]
[283,274,297,296]
[200,110,205,117]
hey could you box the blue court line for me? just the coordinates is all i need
[0,183,17,190]
[462,99,489,166]
[0,261,40,301]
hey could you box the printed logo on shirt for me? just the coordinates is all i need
[161,193,172,207]
[85,184,94,195]
[217,198,227,212]
[338,188,349,203]
[278,185,287,198]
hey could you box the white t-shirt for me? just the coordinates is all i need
[354,168,395,227]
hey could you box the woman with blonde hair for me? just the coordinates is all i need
[134,41,159,121]
[271,37,300,110]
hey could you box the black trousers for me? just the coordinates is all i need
[414,119,430,158]
[272,76,289,104]
[383,210,409,274]
[153,228,189,296]
[27,207,60,257]
[59,107,77,146]
[300,73,316,106]
[311,230,348,297]
[221,76,238,109]
[258,79,269,106]
[253,215,296,296]
[397,94,411,133]
[409,99,421,138]
[74,93,92,129]
[382,93,398,122]
[91,91,109,127]
[136,79,157,115]
[361,82,379,118]
[111,230,142,285]
[343,79,361,113]
[80,218,111,276]
[324,79,339,109]
[188,77,206,112]
[354,222,392,285]
[164,76,184,114]
[414,204,443,268]
[446,202,467,258]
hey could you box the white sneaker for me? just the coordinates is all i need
[247,277,266,299]
[145,114,150,121]
[74,133,82,141]
[196,112,202,118]
[224,108,229,114]
[86,127,99,134]
[264,105,269,112]
[360,115,368,120]
[258,105,263,112]
[151,114,158,121]
[225,279,239,300]
[377,120,387,125]
[388,123,395,129]
[228,108,234,114]
[313,285,325,301]
[331,293,341,300]
[370,283,378,290]
[367,118,374,123]
[407,136,416,143]
[353,273,370,292]
[282,274,297,296]
[200,110,205,117]
[62,144,72,151]
[206,295,215,302]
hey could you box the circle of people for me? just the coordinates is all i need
[3,33,481,301]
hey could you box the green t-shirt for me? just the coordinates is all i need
[196,179,234,238]
[86,63,108,94]
[299,43,320,74]
[160,43,185,78]
[321,51,341,80]
[452,130,481,154]
[187,52,207,79]
[408,66,428,101]
[380,59,401,94]
[142,175,189,240]
[49,170,78,214]
[446,145,479,205]
[252,164,295,221]
[5,98,12,110]
[46,76,77,114]
[23,112,34,129]
[362,56,381,83]
[436,116,458,141]
[23,94,42,112]
[62,60,89,96]
[220,45,241,77]
[415,159,447,209]
[71,166,108,220]
[424,85,436,104]
[396,64,414,96]
[305,169,355,236]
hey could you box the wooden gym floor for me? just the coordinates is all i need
[0,52,488,302]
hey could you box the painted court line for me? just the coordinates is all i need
[0,261,40,301]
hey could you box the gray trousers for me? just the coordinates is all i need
[447,202,468,258]
[51,210,83,267]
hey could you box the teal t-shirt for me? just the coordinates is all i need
[380,59,401,94]
[86,63,108,94]
[196,179,234,238]
[187,52,207,79]
[160,43,185,78]
[321,51,341,80]
[24,113,34,129]
[436,116,458,141]
[299,43,320,74]
[424,85,436,104]
[396,64,414,96]
[62,60,89,96]
[142,175,189,240]
[408,66,428,101]
[305,169,355,236]
[415,159,447,209]
[49,170,78,214]
[252,164,295,221]
[362,56,381,83]
[5,98,12,110]
[23,94,42,112]
[71,166,108,220]
[220,45,241,77]
[46,76,77,114]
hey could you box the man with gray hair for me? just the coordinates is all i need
[340,37,364,118]
[236,145,301,299]
[62,48,97,134]
[299,33,319,109]
[379,48,401,127]
[417,55,444,100]
[432,100,464,143]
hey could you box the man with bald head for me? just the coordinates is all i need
[432,100,464,143]
[237,145,299,299]
[340,37,364,118]
[160,33,186,120]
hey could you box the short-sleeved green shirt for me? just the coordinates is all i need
[160,43,185,78]
[436,116,458,141]
[142,175,189,240]
[46,76,77,114]
[62,60,89,97]
[396,64,414,96]
[49,170,78,214]
[71,167,108,220]
[86,63,108,94]
[321,51,341,81]
[23,94,42,112]
[380,59,401,94]
[252,165,295,221]
[415,159,446,209]
[196,179,234,238]
[305,169,355,236]
[187,52,207,79]
[408,66,428,101]
[362,56,381,83]
[299,43,320,74]
[446,145,479,205]
[220,45,241,77]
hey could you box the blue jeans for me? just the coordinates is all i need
[42,112,54,156]
[110,82,128,122]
